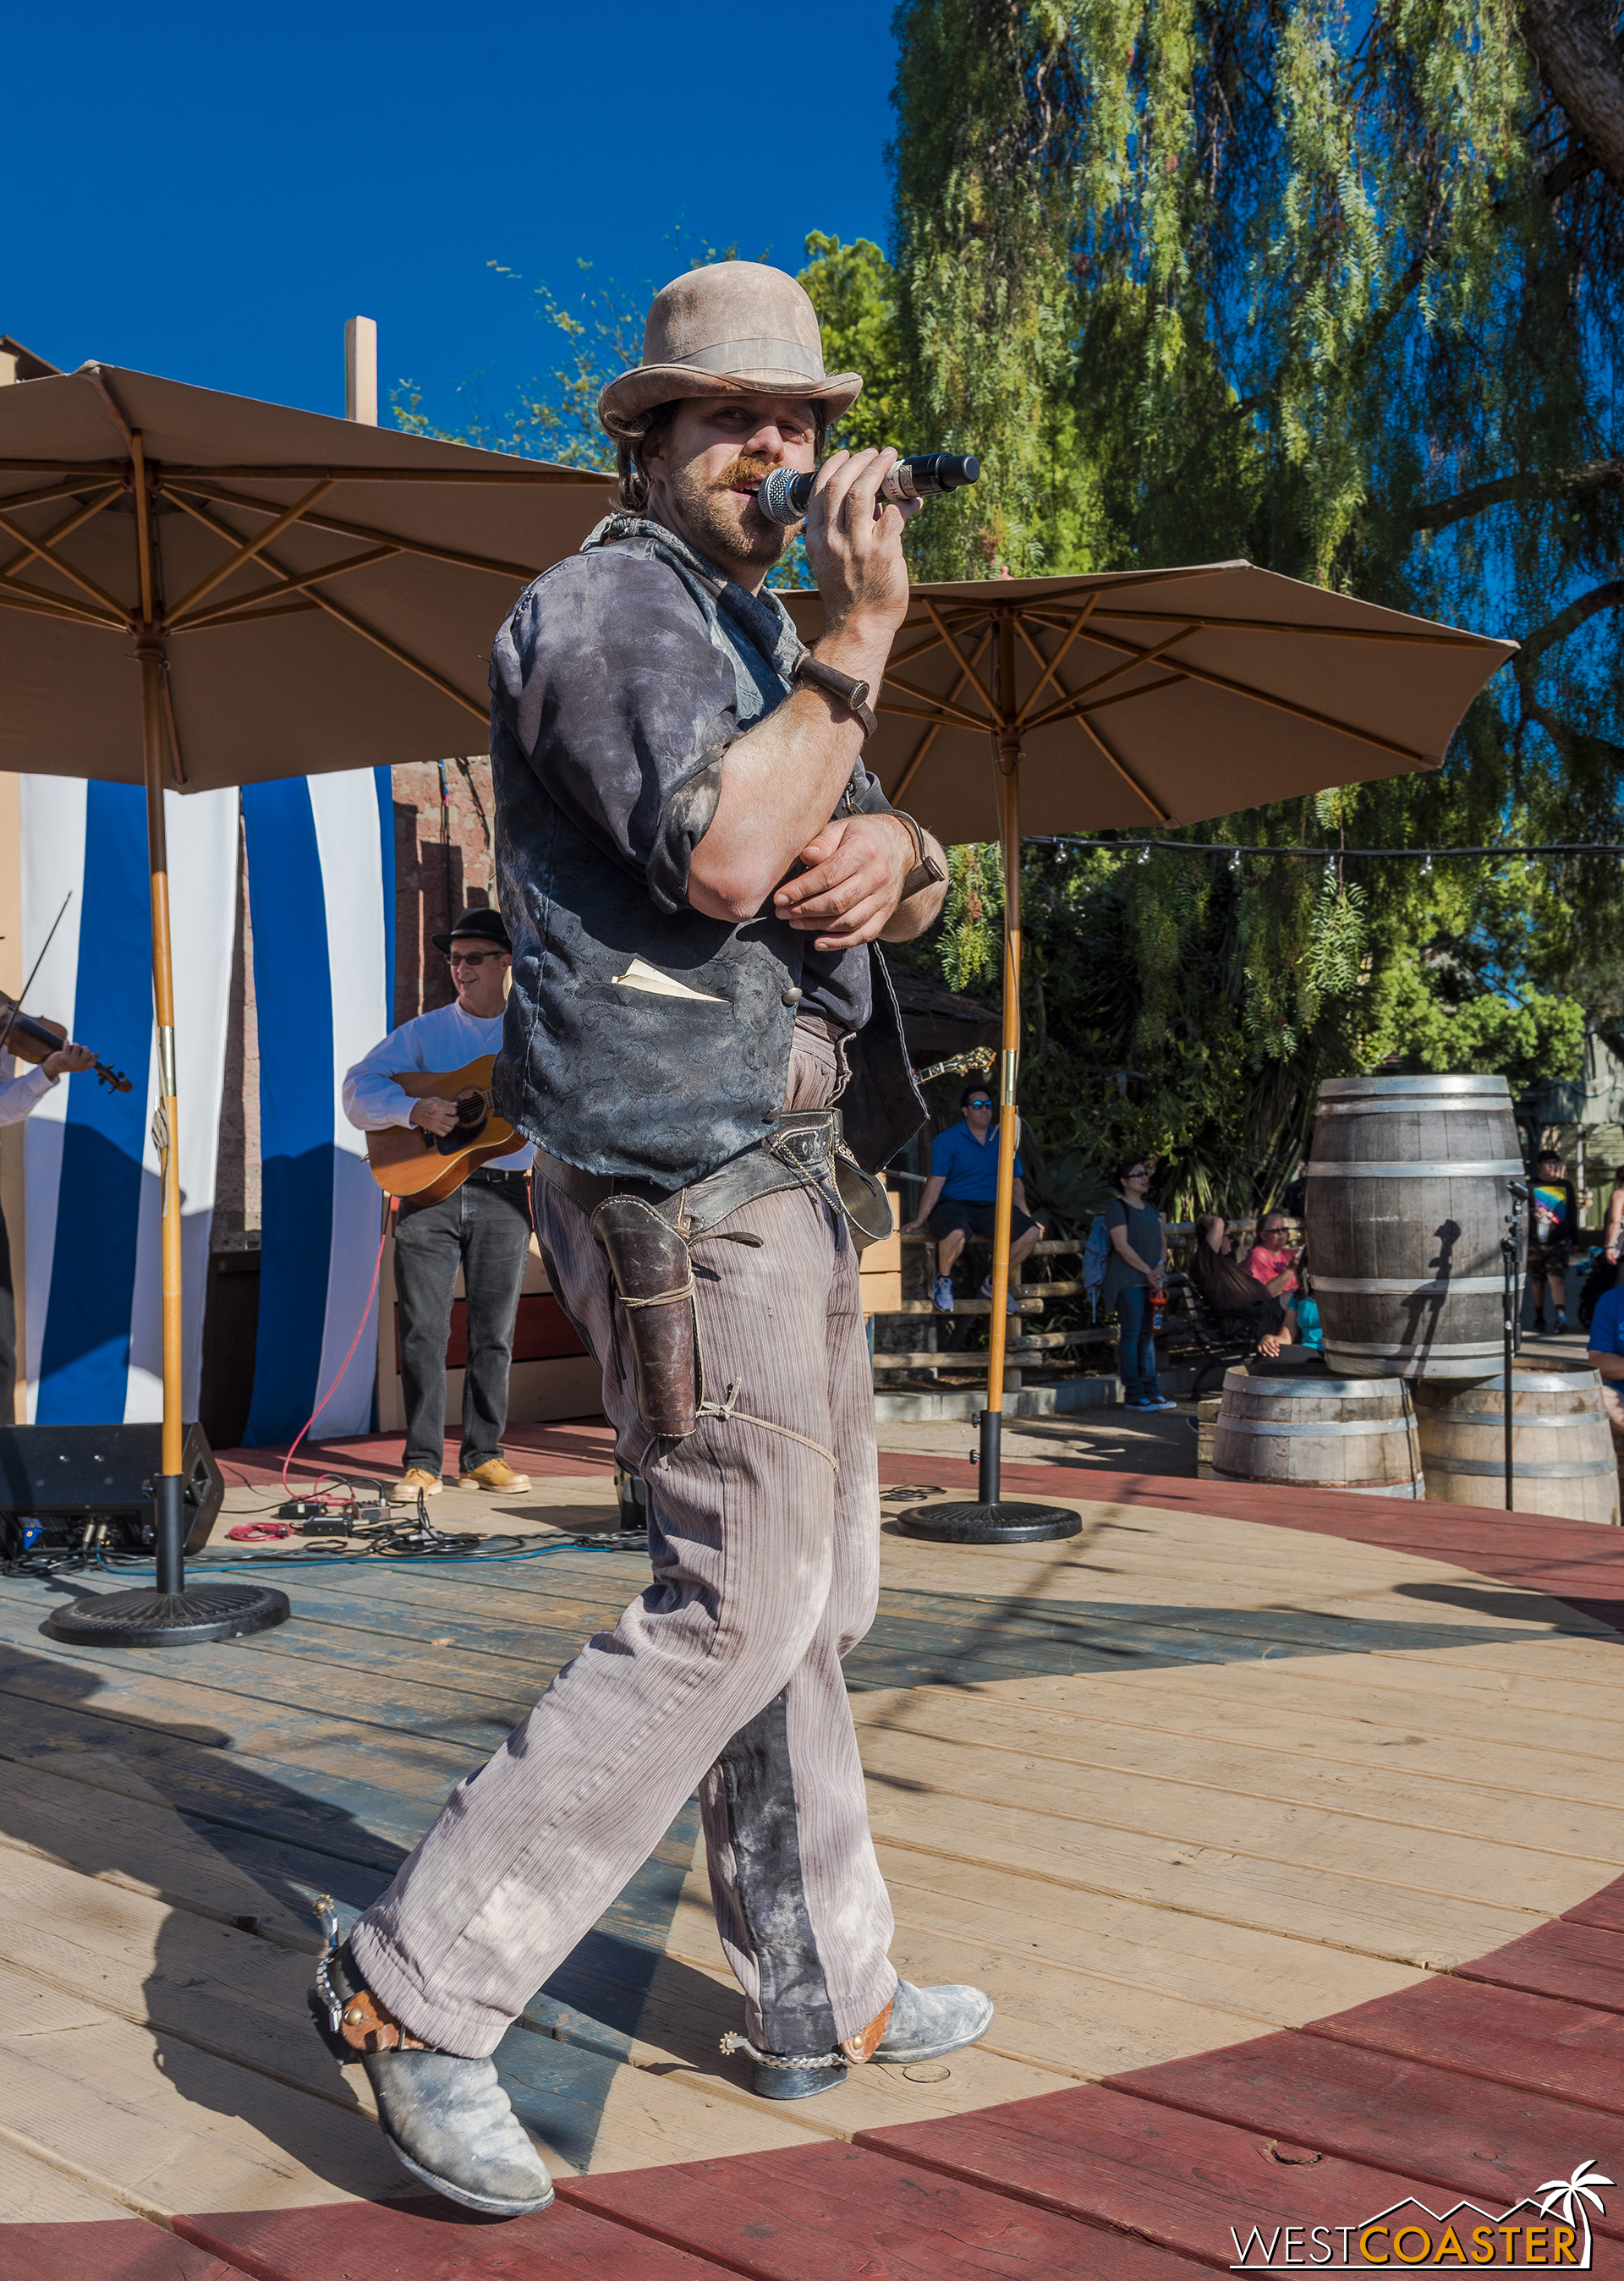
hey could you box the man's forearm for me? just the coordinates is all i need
[1592,1352,1624,1381]
[689,642,890,922]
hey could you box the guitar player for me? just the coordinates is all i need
[343,907,534,1505]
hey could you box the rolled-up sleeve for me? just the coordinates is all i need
[491,555,739,915]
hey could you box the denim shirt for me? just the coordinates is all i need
[486,515,924,1186]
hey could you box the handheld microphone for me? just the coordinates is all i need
[757,452,980,527]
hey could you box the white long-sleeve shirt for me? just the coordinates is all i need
[0,1056,55,1127]
[343,1002,533,1173]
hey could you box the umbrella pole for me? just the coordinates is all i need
[47,453,289,1648]
[898,608,1077,1548]
[138,636,186,1592]
[979,720,1023,1500]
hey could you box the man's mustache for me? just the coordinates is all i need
[714,454,782,497]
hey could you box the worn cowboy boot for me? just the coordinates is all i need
[310,1900,552,2218]
[732,1978,996,2101]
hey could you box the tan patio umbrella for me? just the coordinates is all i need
[782,564,1517,1538]
[0,362,610,1640]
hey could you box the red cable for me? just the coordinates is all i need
[281,1198,397,1494]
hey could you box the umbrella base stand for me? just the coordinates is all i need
[895,1410,1079,1545]
[45,1474,290,1647]
[47,1582,290,1648]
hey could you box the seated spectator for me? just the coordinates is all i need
[903,1083,1041,1314]
[1259,1262,1325,1359]
[1528,1147,1578,1334]
[1586,1278,1624,1463]
[1246,1212,1299,1301]
[1191,1214,1287,1343]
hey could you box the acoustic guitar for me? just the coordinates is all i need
[365,1056,520,1203]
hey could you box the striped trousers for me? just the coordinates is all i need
[351,1030,896,2059]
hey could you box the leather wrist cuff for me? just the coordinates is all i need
[891,809,947,899]
[796,654,878,741]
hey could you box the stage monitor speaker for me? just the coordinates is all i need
[0,1423,224,1558]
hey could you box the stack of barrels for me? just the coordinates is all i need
[1211,1072,1619,1522]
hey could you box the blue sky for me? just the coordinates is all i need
[4,1,897,429]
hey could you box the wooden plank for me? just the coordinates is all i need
[853,1673,1624,1812]
[561,2139,1210,2280]
[0,2217,249,2281]
[1109,2030,1624,2230]
[851,1707,1624,1862]
[0,2140,249,2279]
[873,1823,1545,1967]
[1454,1920,1624,2010]
[853,2081,1493,2267]
[178,2196,730,2280]
[1308,1972,1624,2116]
[1565,1873,1624,1930]
[1105,1654,1624,1757]
[876,1852,1429,2027]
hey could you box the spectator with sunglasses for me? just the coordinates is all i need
[344,907,535,1505]
[903,1082,1042,1313]
[1104,1156,1172,1410]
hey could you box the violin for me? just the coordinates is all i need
[0,991,132,1094]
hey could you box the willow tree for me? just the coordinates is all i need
[869,0,1622,1212]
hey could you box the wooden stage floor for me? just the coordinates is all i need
[7,1439,1624,2278]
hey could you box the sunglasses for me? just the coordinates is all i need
[449,950,501,968]
[965,1097,994,1109]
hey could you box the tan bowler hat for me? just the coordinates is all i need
[597,260,862,438]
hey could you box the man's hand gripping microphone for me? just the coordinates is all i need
[757,452,980,527]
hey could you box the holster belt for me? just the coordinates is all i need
[535,1114,893,1443]
[535,1110,892,1247]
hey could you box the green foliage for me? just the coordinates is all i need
[881,0,1620,1210]
[797,235,912,454]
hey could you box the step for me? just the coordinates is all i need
[872,1374,1124,1423]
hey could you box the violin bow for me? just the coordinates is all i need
[0,892,73,1066]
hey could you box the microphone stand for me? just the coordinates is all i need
[1501,1182,1525,1511]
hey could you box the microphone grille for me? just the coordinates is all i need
[757,466,807,526]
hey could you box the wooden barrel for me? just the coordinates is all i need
[1305,1072,1522,1379]
[1211,1368,1424,1496]
[1416,1367,1621,1523]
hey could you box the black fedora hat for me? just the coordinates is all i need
[431,907,512,955]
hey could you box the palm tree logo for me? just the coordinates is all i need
[1537,2160,1612,2265]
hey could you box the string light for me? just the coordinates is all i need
[1038,838,1624,861]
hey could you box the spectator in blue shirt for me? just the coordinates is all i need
[902,1083,1042,1313]
[1586,1281,1624,1461]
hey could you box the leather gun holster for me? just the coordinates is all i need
[589,1194,700,1439]
[547,1110,893,1445]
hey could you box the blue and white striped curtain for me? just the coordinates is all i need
[21,776,238,1423]
[240,769,395,1446]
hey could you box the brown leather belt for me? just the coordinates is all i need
[535,1111,892,1246]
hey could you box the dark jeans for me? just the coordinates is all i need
[1116,1282,1160,1402]
[393,1172,531,1474]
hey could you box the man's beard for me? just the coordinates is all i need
[662,452,788,574]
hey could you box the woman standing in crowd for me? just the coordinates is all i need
[1104,1158,1171,1411]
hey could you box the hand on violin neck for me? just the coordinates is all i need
[41,1042,95,1080]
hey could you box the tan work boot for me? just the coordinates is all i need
[458,1457,532,1494]
[392,1467,444,1503]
